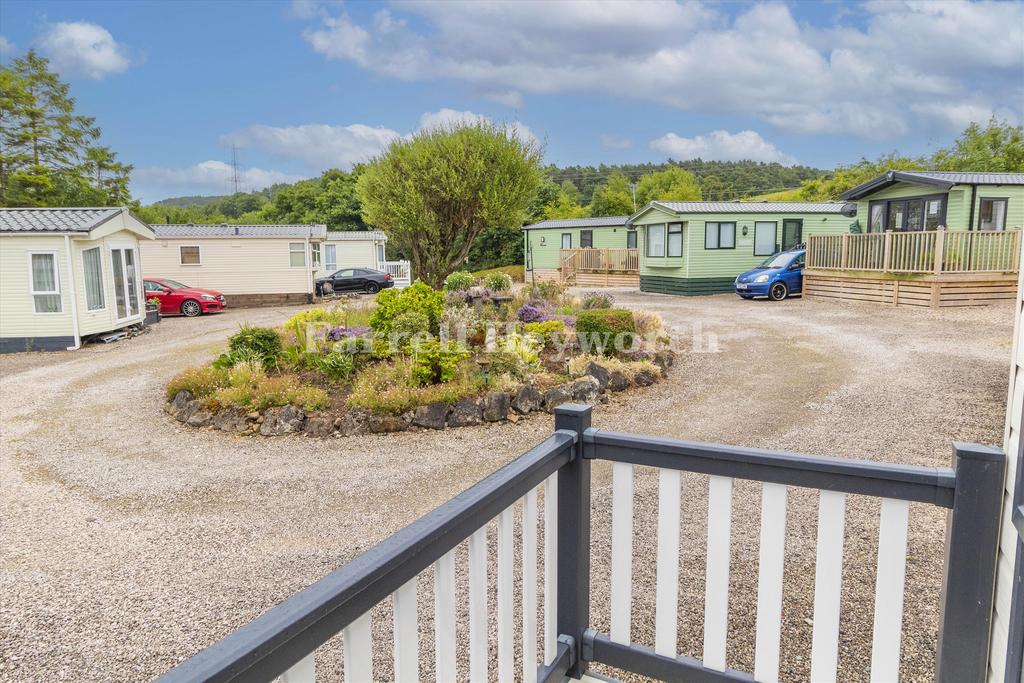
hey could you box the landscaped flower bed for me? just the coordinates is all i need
[164,275,675,437]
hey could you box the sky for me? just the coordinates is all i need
[1,0,1021,203]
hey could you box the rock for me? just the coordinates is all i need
[507,412,520,424]
[246,411,260,420]
[608,371,630,392]
[304,416,336,437]
[481,392,510,422]
[634,369,657,387]
[186,408,213,428]
[571,375,601,403]
[366,412,410,433]
[448,397,483,427]
[653,350,675,377]
[584,361,610,390]
[511,384,543,414]
[212,406,249,433]
[543,385,573,412]
[621,350,652,362]
[413,403,449,430]
[336,410,369,436]
[168,391,197,421]
[259,405,306,436]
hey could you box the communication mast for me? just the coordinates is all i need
[230,144,241,194]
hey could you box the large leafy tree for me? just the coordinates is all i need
[0,50,131,206]
[635,167,702,205]
[357,121,542,287]
[794,152,927,201]
[588,171,635,216]
[932,118,1024,172]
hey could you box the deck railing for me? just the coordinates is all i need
[560,248,639,275]
[806,229,1021,275]
[379,260,412,287]
[157,405,1004,683]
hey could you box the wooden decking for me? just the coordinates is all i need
[559,248,639,287]
[805,230,1020,307]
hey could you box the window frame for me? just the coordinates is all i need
[753,221,778,257]
[289,242,306,267]
[324,244,337,272]
[667,223,683,258]
[978,197,1009,231]
[178,245,202,266]
[109,246,140,321]
[28,251,62,314]
[626,230,637,249]
[82,246,105,311]
[646,223,666,257]
[561,233,572,249]
[867,193,947,232]
[311,242,321,267]
[580,229,593,249]
[705,222,736,250]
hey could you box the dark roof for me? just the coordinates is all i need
[645,201,849,215]
[521,216,630,231]
[0,207,125,233]
[841,170,1024,200]
[153,224,328,239]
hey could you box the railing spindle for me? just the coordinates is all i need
[497,507,515,681]
[393,579,418,683]
[467,528,487,683]
[703,475,733,671]
[523,488,539,683]
[869,498,910,682]
[610,462,634,644]
[810,491,847,682]
[433,551,456,682]
[543,473,558,663]
[342,612,372,682]
[754,482,788,683]
[654,468,682,657]
[280,654,315,683]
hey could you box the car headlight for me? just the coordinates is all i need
[200,294,216,301]
[754,274,769,283]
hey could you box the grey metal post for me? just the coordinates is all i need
[935,442,1005,683]
[554,404,592,680]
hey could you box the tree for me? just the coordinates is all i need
[932,118,1024,172]
[542,192,589,220]
[588,171,635,216]
[635,167,701,205]
[357,121,542,288]
[794,152,927,201]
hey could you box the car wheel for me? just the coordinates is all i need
[769,282,789,301]
[364,282,380,294]
[180,299,202,317]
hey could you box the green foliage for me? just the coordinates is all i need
[283,307,348,343]
[473,264,524,283]
[541,189,590,220]
[482,271,513,291]
[346,359,475,414]
[588,171,635,216]
[932,118,1024,172]
[793,152,927,201]
[212,372,328,412]
[635,167,702,204]
[391,310,431,341]
[410,339,471,386]
[227,325,282,367]
[309,352,355,384]
[444,271,475,291]
[580,292,615,309]
[575,309,637,356]
[165,366,229,401]
[369,281,444,336]
[358,121,543,287]
[524,320,568,348]
[465,223,525,271]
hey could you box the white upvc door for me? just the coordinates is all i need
[110,246,141,321]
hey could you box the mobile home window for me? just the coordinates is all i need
[869,194,946,231]
[561,233,572,249]
[82,246,105,310]
[667,223,683,257]
[979,198,1007,231]
[289,242,306,267]
[646,224,666,257]
[580,230,593,248]
[377,243,385,264]
[311,242,321,267]
[179,245,201,265]
[705,222,736,249]
[626,230,637,249]
[324,244,337,271]
[29,252,61,313]
[754,222,778,256]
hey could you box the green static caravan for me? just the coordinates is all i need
[629,201,855,296]
[840,170,1024,233]
[522,215,634,284]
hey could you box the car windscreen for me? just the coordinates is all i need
[160,279,190,289]
[759,253,793,269]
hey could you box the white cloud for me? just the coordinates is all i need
[650,130,796,165]
[133,161,304,197]
[600,134,632,150]
[479,89,524,108]
[416,108,538,145]
[299,0,1023,139]
[0,36,15,58]
[36,22,136,79]
[221,123,402,170]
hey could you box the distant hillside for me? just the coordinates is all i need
[155,195,233,208]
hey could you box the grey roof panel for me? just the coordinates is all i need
[649,201,848,214]
[840,170,1024,200]
[0,207,124,233]
[325,230,387,241]
[153,224,328,239]
[522,215,630,230]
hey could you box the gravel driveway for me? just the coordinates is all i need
[0,294,1014,682]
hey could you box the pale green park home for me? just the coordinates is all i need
[628,201,855,295]
[522,215,635,284]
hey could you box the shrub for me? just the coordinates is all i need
[483,271,513,292]
[443,271,475,291]
[525,281,565,304]
[391,310,431,343]
[212,373,329,412]
[370,281,444,337]
[347,360,475,414]
[310,351,356,384]
[575,308,636,356]
[444,289,470,308]
[568,354,660,381]
[284,307,348,346]
[440,305,479,343]
[524,320,568,349]
[410,339,471,386]
[580,291,615,309]
[227,325,282,367]
[473,265,524,283]
[518,304,545,323]
[166,366,229,401]
[632,309,665,338]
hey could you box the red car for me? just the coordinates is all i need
[144,278,226,317]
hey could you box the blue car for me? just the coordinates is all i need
[734,248,806,301]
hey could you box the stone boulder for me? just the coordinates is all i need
[511,385,543,414]
[413,403,449,430]
[303,415,336,437]
[481,392,510,422]
[336,409,370,436]
[448,397,483,427]
[260,405,307,436]
[653,350,675,377]
[607,371,630,392]
[584,361,610,390]
[212,406,249,433]
[168,390,198,422]
[366,412,410,433]
[571,376,601,403]
[634,369,657,387]
[543,385,573,412]
[186,407,214,428]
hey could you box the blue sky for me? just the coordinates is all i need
[1,0,1021,202]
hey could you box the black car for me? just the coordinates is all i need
[316,268,395,295]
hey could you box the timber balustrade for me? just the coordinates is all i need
[157,405,1004,683]
[560,248,639,274]
[807,229,1021,275]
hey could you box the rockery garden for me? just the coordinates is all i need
[163,273,675,437]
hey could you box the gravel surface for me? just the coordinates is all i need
[0,294,1014,682]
